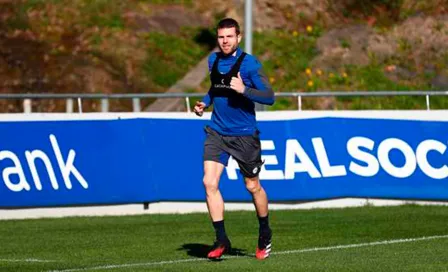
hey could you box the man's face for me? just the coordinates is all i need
[217,27,241,56]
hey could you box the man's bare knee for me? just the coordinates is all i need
[245,178,262,194]
[203,176,219,194]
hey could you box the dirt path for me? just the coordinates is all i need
[144,48,216,112]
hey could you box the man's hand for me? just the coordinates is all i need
[230,72,245,94]
[193,101,206,117]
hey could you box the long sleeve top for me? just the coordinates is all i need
[202,47,275,136]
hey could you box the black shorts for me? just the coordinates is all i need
[203,126,264,178]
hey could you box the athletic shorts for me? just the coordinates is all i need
[203,126,264,178]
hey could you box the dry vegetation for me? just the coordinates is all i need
[0,0,447,111]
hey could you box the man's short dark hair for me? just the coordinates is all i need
[217,18,240,35]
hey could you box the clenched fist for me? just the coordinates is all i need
[194,101,206,117]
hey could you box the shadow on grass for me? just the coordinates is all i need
[178,243,247,261]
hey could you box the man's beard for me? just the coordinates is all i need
[219,44,238,57]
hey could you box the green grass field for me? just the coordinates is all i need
[1,205,448,271]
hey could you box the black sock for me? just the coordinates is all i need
[212,220,227,241]
[258,214,271,235]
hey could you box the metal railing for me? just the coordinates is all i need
[0,90,447,113]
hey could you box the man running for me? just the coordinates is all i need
[194,18,275,260]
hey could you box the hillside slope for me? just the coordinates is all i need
[0,0,447,111]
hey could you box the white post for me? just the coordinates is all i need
[246,0,264,112]
[185,97,191,113]
[132,98,141,112]
[23,99,32,113]
[66,99,73,113]
[101,99,108,112]
[245,0,252,55]
[426,95,430,111]
[78,97,83,113]
[298,95,302,111]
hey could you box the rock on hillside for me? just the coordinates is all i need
[195,0,447,31]
[312,16,448,81]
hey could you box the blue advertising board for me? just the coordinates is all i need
[0,113,447,207]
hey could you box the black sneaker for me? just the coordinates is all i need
[207,238,231,259]
[256,229,272,260]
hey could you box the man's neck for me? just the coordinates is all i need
[220,47,240,58]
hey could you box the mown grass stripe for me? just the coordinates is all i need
[0,258,57,263]
[49,234,448,272]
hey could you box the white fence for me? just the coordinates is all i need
[0,90,447,113]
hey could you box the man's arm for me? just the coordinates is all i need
[194,87,213,116]
[201,53,218,108]
[242,59,275,105]
[202,87,213,108]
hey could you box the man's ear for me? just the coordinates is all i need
[237,34,242,43]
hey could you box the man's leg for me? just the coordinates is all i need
[203,160,225,222]
[244,176,268,217]
[245,176,272,260]
[203,160,231,259]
